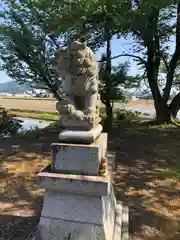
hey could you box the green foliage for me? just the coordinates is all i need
[99,53,137,120]
[155,168,180,180]
[99,107,139,124]
[17,126,43,139]
[1,0,180,123]
[0,106,22,136]
[99,56,131,103]
[114,109,138,121]
[31,0,124,49]
[0,0,64,100]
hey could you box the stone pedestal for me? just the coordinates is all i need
[34,133,126,240]
[51,133,107,175]
[58,124,103,144]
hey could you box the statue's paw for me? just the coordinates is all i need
[56,101,70,114]
[65,104,75,113]
[84,113,95,122]
[74,110,85,120]
[84,107,96,116]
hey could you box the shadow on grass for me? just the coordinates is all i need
[108,121,180,240]
[0,124,61,239]
[0,215,38,240]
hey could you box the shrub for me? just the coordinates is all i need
[99,108,139,128]
[0,106,22,136]
[114,109,138,121]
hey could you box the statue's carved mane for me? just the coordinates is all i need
[52,41,101,129]
[53,41,99,96]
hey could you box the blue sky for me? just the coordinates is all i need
[96,37,137,75]
[0,37,138,83]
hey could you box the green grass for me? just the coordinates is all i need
[7,107,150,122]
[9,109,59,121]
[155,168,180,180]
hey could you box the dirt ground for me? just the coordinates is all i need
[0,121,180,239]
[0,98,155,112]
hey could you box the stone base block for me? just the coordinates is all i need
[37,164,109,196]
[51,133,107,175]
[41,190,115,224]
[36,217,111,240]
[59,124,102,144]
[29,202,129,240]
[30,152,129,240]
[35,187,116,240]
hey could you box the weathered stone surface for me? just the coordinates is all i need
[37,167,108,196]
[113,203,123,240]
[35,185,116,240]
[30,202,127,240]
[52,41,101,130]
[34,131,124,240]
[36,217,106,240]
[59,124,102,144]
[121,206,129,240]
[41,191,103,224]
[59,112,101,131]
[51,133,107,175]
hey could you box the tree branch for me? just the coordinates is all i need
[98,54,148,68]
[47,34,59,49]
[34,12,60,49]
[163,3,180,102]
[134,0,139,6]
[160,51,169,71]
[147,41,162,103]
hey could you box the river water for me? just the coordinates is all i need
[16,117,52,131]
[125,106,180,119]
[0,117,52,138]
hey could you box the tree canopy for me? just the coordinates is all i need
[1,0,180,123]
[0,0,66,100]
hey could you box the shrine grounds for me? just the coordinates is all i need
[0,119,180,239]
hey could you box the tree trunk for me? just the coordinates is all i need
[154,93,180,123]
[169,92,180,118]
[104,100,113,130]
[52,90,62,101]
[44,77,62,101]
[103,24,112,130]
[154,101,170,124]
[171,106,180,119]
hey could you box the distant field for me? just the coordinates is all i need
[0,96,56,101]
[0,97,155,113]
[0,97,57,112]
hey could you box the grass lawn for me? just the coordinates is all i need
[0,121,180,239]
[9,109,59,121]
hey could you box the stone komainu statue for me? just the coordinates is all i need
[53,41,101,130]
